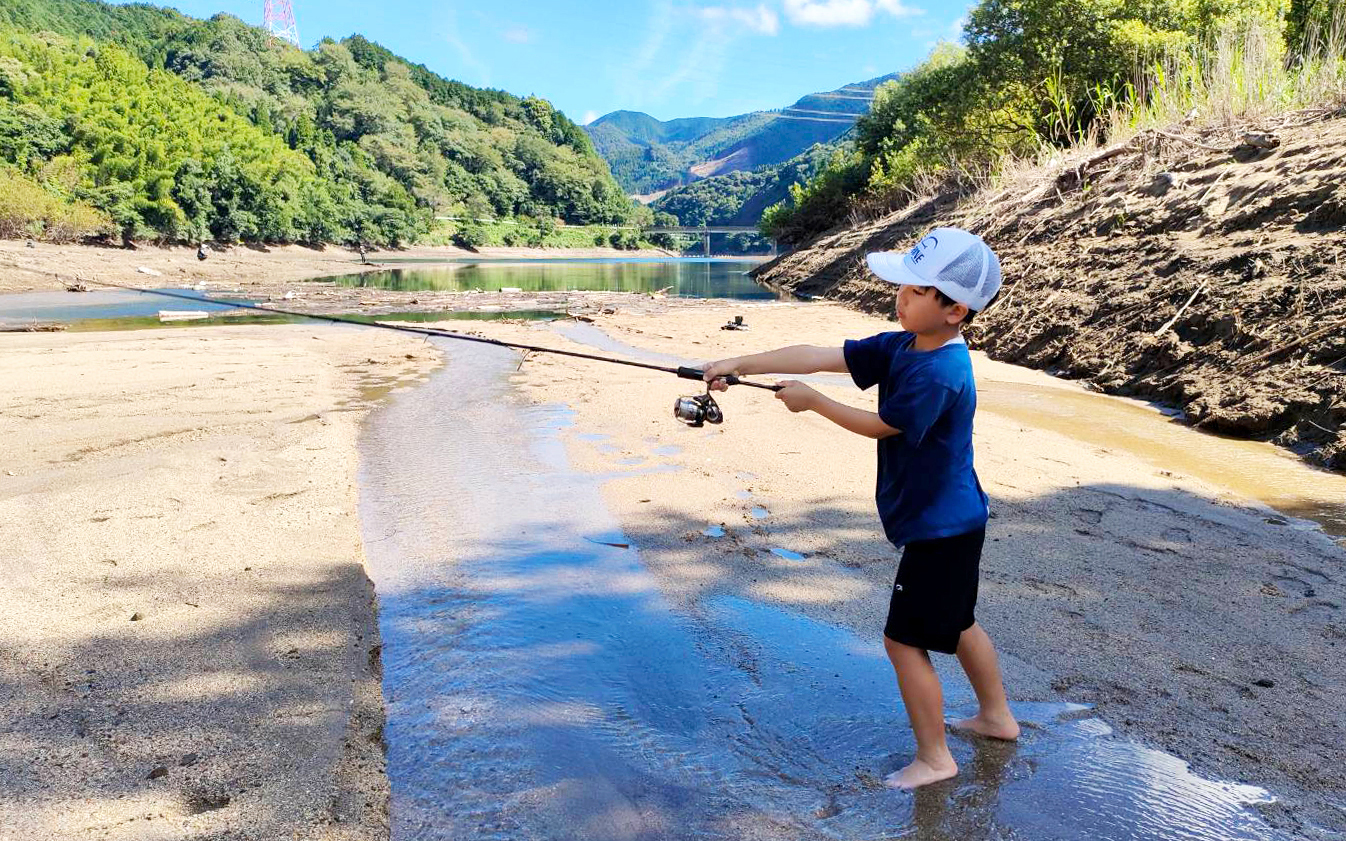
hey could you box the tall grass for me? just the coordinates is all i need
[1108,8,1346,139]
[772,10,1346,242]
[996,9,1346,204]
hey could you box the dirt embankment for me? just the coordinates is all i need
[755,109,1346,471]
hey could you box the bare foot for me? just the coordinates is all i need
[950,712,1021,740]
[883,757,958,790]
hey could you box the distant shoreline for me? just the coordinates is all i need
[0,240,681,296]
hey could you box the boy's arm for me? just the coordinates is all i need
[776,381,901,439]
[702,345,847,382]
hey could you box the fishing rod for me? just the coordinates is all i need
[87,279,781,427]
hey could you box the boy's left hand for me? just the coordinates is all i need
[774,380,818,413]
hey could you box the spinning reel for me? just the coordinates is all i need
[670,366,777,427]
[673,387,724,427]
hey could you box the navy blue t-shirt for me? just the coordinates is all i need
[843,331,989,548]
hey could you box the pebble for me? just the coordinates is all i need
[147,766,168,780]
[179,753,199,766]
[1253,678,1275,688]
[129,612,143,622]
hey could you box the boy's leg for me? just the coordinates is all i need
[883,635,958,788]
[952,622,1020,740]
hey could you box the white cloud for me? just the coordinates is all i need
[699,4,780,36]
[502,26,533,44]
[782,0,924,28]
[875,0,922,18]
[783,0,872,26]
[582,110,599,124]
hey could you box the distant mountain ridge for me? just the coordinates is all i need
[585,74,895,197]
[591,112,732,147]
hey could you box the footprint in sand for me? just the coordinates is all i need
[1288,599,1340,618]
[1074,508,1104,526]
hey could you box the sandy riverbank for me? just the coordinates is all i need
[4,300,1344,838]
[0,325,434,840]
[0,240,676,295]
[464,301,1346,837]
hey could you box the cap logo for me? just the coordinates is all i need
[908,235,938,264]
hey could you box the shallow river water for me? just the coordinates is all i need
[357,338,1296,841]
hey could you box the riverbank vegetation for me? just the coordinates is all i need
[421,215,683,252]
[762,0,1346,246]
[0,0,633,247]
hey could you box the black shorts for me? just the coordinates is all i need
[884,527,985,655]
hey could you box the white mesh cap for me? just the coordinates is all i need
[865,227,1001,312]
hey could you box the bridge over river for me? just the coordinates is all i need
[641,225,775,256]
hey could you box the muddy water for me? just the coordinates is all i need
[357,340,1290,840]
[976,378,1346,539]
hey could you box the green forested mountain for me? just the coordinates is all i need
[651,144,834,228]
[585,75,894,196]
[0,0,631,245]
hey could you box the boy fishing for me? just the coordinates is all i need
[702,227,1018,789]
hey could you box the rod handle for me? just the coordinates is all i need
[677,366,740,386]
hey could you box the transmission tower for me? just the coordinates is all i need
[264,0,300,46]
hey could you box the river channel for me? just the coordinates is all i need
[3,257,1340,836]
[357,332,1307,840]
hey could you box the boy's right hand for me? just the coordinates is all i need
[702,359,740,392]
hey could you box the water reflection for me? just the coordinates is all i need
[0,288,251,325]
[357,341,1290,841]
[0,285,562,332]
[331,259,778,298]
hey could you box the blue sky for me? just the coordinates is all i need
[124,0,973,122]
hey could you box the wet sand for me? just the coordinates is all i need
[0,325,434,839]
[359,337,1299,840]
[0,239,674,295]
[4,300,1345,838]
[462,301,1346,838]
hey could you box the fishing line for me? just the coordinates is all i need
[87,279,781,426]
